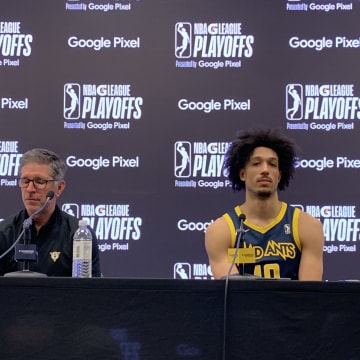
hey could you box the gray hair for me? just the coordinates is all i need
[20,148,67,180]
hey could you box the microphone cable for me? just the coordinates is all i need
[222,274,230,360]
[222,213,246,360]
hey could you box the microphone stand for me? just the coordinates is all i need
[235,220,246,276]
[226,214,246,278]
[4,192,54,278]
[227,214,261,280]
[4,218,47,278]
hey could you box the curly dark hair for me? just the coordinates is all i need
[225,128,298,192]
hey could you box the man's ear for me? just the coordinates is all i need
[55,180,66,197]
[239,169,245,181]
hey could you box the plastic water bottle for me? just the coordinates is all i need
[72,219,92,278]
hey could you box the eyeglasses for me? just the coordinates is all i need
[18,178,57,190]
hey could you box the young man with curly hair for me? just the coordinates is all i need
[205,128,324,280]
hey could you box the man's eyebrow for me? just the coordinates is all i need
[250,156,278,161]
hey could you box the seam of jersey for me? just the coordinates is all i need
[240,202,287,234]
[292,207,301,251]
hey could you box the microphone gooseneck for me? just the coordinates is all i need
[236,214,246,275]
[0,191,55,261]
[236,214,246,248]
[23,190,55,229]
[227,213,246,277]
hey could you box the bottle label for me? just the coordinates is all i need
[72,240,92,278]
[73,240,92,260]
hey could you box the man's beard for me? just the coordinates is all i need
[256,190,272,198]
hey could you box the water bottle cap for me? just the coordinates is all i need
[78,219,88,227]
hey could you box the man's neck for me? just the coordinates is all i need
[240,193,283,227]
[31,207,55,232]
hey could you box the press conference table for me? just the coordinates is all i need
[0,277,359,360]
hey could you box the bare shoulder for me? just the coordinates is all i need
[206,216,229,235]
[205,216,231,251]
[298,210,324,246]
[298,210,323,229]
[206,216,231,239]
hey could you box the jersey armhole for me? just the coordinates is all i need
[223,206,241,247]
[292,207,301,251]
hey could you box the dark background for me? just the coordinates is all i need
[0,0,359,280]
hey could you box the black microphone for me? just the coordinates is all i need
[226,213,247,277]
[3,190,55,277]
[0,190,55,261]
[235,214,246,275]
[23,190,55,229]
[235,214,246,249]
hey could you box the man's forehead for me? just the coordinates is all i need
[250,147,278,159]
[21,162,50,173]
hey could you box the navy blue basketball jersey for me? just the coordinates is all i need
[223,202,301,280]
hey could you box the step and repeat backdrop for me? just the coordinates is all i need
[0,0,360,280]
